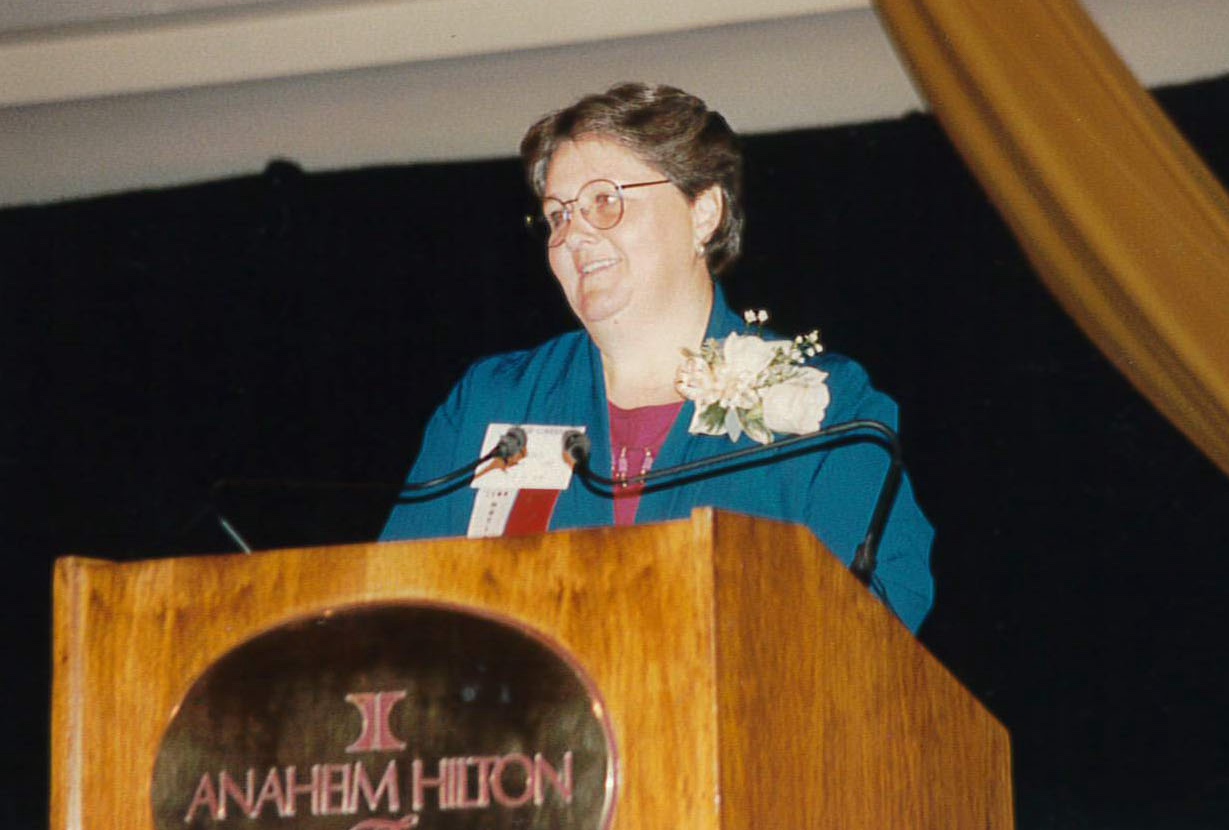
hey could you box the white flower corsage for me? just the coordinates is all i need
[675,310,830,445]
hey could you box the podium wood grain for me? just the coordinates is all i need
[52,508,1012,828]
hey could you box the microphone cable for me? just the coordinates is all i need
[564,420,901,589]
[210,427,528,552]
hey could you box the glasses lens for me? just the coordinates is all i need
[579,180,624,230]
[537,180,627,247]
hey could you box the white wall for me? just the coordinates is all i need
[1,0,1226,207]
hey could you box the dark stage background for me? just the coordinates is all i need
[4,75,1229,828]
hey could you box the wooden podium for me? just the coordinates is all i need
[52,509,1013,828]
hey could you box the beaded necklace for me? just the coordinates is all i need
[608,399,683,525]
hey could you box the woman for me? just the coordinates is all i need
[381,83,934,632]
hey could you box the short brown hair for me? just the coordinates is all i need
[520,82,744,277]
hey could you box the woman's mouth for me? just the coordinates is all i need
[580,258,618,276]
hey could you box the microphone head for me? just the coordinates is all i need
[495,426,528,460]
[562,430,591,466]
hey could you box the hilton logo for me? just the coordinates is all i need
[182,688,574,826]
[152,605,615,830]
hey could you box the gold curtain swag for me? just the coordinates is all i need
[873,0,1229,478]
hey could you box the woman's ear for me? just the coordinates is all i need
[690,185,724,247]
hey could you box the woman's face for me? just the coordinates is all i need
[542,136,716,330]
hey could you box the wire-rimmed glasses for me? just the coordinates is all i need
[526,178,672,247]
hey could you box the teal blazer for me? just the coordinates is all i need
[382,287,935,632]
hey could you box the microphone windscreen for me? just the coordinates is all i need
[563,430,591,465]
[495,426,528,460]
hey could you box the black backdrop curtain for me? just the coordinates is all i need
[4,75,1229,827]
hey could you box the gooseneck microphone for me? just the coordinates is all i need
[493,426,528,464]
[563,430,592,467]
[562,420,901,588]
[211,426,529,552]
[390,425,528,495]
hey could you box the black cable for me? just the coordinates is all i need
[209,428,528,549]
[566,419,901,586]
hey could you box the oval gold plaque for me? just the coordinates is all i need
[152,603,617,830]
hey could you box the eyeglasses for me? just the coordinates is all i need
[527,178,672,247]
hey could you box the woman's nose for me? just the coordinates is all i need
[562,210,599,248]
